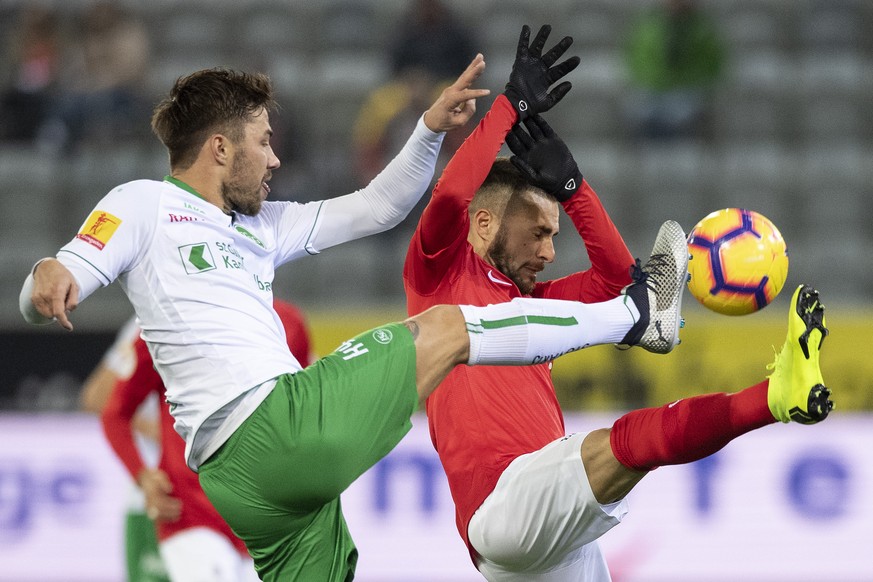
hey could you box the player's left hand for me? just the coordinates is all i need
[505,114,582,202]
[423,53,491,133]
[503,25,580,121]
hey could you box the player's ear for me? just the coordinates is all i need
[472,208,498,242]
[209,133,231,165]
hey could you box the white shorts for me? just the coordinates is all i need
[159,527,260,582]
[468,432,628,581]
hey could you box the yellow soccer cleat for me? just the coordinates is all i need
[767,284,832,424]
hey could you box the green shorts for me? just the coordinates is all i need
[199,323,418,582]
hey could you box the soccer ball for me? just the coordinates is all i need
[686,208,789,315]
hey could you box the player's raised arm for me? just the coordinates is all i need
[507,114,634,300]
[503,24,580,121]
[423,53,490,133]
[308,56,491,252]
[505,114,583,201]
[413,25,582,260]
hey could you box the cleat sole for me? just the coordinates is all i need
[796,286,829,359]
[788,384,833,425]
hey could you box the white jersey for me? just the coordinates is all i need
[51,117,444,469]
[101,315,141,378]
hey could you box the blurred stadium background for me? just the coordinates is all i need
[0,0,870,580]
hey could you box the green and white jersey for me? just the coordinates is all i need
[54,117,444,469]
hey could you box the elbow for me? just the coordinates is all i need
[381,207,414,230]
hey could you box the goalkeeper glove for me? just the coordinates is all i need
[503,24,580,121]
[505,114,582,202]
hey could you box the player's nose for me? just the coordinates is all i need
[267,147,280,170]
[540,238,556,263]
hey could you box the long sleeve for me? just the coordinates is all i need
[101,337,162,481]
[535,179,634,302]
[418,95,517,257]
[404,96,517,295]
[308,114,444,251]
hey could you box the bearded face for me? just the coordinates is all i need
[486,192,559,295]
[221,148,266,216]
[220,108,278,216]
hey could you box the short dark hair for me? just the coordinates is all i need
[151,68,277,170]
[469,157,550,219]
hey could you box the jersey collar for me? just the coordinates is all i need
[164,175,207,202]
[474,252,520,294]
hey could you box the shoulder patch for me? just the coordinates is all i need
[77,210,122,250]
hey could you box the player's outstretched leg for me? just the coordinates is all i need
[618,220,689,354]
[767,284,833,424]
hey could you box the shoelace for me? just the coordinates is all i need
[629,254,669,293]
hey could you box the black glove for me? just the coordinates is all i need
[503,24,580,121]
[505,114,582,202]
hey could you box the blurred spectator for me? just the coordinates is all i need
[390,0,475,82]
[623,0,725,141]
[38,0,151,154]
[0,4,61,141]
[352,0,477,186]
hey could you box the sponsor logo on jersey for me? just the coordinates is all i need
[178,242,216,274]
[215,241,246,270]
[184,201,206,215]
[337,339,369,360]
[487,269,512,286]
[235,225,265,248]
[168,213,202,223]
[76,210,121,250]
[254,273,272,291]
[372,328,393,344]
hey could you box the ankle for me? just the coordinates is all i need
[619,284,648,345]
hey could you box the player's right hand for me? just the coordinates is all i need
[31,258,79,331]
[504,25,580,121]
[505,114,582,202]
[423,53,491,133]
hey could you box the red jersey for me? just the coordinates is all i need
[272,299,314,368]
[101,300,312,548]
[403,95,634,556]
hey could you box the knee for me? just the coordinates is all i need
[582,428,647,504]
[405,304,462,332]
[405,305,467,358]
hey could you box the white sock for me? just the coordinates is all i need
[460,296,640,366]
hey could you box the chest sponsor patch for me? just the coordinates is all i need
[179,242,217,274]
[76,210,122,250]
[235,225,265,248]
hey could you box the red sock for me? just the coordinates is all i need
[610,380,776,471]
